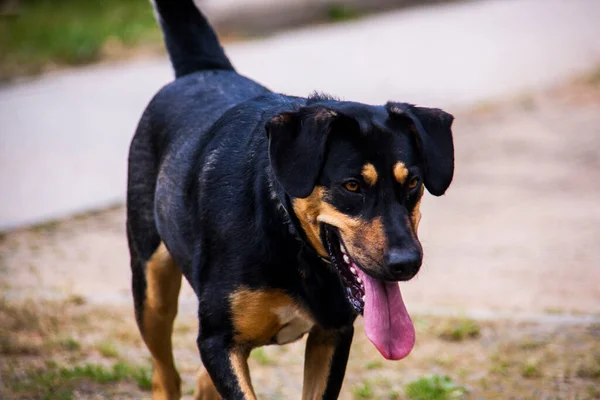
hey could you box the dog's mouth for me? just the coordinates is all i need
[321,223,416,361]
[322,225,365,315]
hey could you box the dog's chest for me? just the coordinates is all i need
[273,305,314,344]
[230,288,314,346]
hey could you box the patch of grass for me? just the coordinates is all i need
[365,360,382,370]
[60,337,81,352]
[96,340,119,358]
[576,354,600,380]
[352,381,374,399]
[490,359,510,376]
[438,318,481,342]
[184,386,197,396]
[404,375,467,400]
[520,359,542,379]
[0,333,43,355]
[0,0,163,80]
[0,298,62,336]
[112,325,144,346]
[387,389,401,399]
[588,384,600,399]
[130,364,152,390]
[519,338,548,351]
[326,5,361,22]
[7,360,152,398]
[434,353,454,367]
[250,348,273,366]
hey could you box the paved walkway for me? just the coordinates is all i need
[1,0,599,230]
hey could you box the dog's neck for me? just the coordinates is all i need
[267,167,331,266]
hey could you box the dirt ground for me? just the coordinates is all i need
[1,73,600,399]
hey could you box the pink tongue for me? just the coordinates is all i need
[359,269,415,360]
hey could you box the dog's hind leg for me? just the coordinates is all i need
[132,242,183,400]
[128,106,183,399]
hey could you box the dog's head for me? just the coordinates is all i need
[266,97,454,359]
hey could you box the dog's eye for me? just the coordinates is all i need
[408,177,420,190]
[344,180,360,193]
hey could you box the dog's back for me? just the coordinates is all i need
[126,1,269,263]
[126,0,272,325]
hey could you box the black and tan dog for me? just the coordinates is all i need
[127,0,454,398]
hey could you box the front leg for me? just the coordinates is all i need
[302,325,354,400]
[197,334,256,400]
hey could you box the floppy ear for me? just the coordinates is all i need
[266,107,336,198]
[386,102,455,196]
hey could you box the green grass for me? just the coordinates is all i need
[250,348,274,366]
[365,360,382,370]
[326,5,361,22]
[520,359,542,379]
[0,0,162,80]
[352,381,374,399]
[405,376,467,400]
[96,340,119,358]
[438,318,481,342]
[8,360,152,399]
[59,337,81,352]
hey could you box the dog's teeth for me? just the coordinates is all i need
[350,266,356,274]
[357,277,362,284]
[343,255,350,264]
[340,246,346,255]
[362,295,366,301]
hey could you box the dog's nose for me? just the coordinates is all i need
[385,247,422,281]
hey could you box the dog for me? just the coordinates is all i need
[126,0,454,398]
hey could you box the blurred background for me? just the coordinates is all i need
[1,0,599,399]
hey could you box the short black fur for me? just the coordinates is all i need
[127,1,454,398]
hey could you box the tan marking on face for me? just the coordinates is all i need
[230,288,313,346]
[361,163,378,186]
[194,367,220,400]
[293,187,328,257]
[393,162,409,184]
[302,327,336,400]
[294,187,388,270]
[142,242,183,399]
[410,186,424,233]
[229,347,256,399]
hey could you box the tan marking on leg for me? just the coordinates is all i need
[194,367,220,400]
[142,242,182,400]
[230,288,313,346]
[393,162,409,184]
[302,327,336,400]
[361,163,378,186]
[229,347,256,400]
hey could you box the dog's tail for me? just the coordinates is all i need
[152,0,234,78]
